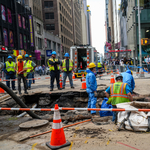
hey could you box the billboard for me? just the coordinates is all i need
[29,15,34,47]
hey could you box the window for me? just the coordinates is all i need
[61,35,63,43]
[1,5,6,21]
[37,23,41,34]
[46,24,55,30]
[38,38,42,49]
[18,14,22,27]
[60,14,62,22]
[61,25,63,32]
[9,31,14,47]
[24,35,27,49]
[3,28,8,46]
[44,1,53,8]
[7,8,12,23]
[20,34,23,49]
[59,3,61,11]
[45,13,54,19]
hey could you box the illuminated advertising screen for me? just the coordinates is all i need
[22,17,25,29]
[9,31,14,47]
[24,35,27,49]
[18,14,22,27]
[3,28,8,46]
[20,34,23,49]
[1,5,6,21]
[7,8,12,23]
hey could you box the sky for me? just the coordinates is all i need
[87,0,106,55]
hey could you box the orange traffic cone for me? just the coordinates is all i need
[72,72,75,79]
[81,74,86,89]
[0,79,4,94]
[46,104,71,149]
[59,74,62,88]
[110,75,115,84]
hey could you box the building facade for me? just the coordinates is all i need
[87,5,92,46]
[42,0,74,56]
[0,0,34,63]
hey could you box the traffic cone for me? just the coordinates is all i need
[0,79,4,94]
[59,74,62,88]
[72,72,75,79]
[81,74,86,89]
[46,104,71,149]
[110,75,115,84]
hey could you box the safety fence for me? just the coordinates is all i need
[1,106,150,112]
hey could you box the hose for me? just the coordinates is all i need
[0,82,40,119]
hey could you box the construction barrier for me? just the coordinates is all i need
[1,106,150,112]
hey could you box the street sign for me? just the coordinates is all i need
[46,50,52,57]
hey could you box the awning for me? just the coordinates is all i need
[108,49,131,53]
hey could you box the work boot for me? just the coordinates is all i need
[71,86,75,89]
[50,88,53,91]
[62,87,65,89]
[24,91,28,94]
[58,88,62,90]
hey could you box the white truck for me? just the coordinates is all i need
[70,45,97,77]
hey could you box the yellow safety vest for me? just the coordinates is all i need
[16,61,27,77]
[24,60,32,73]
[47,58,60,71]
[97,62,102,68]
[62,59,73,72]
[5,61,15,72]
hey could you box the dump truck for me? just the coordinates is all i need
[70,45,97,78]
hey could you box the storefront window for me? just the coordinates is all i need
[9,31,14,47]
[18,14,22,27]
[1,5,6,21]
[7,8,12,23]
[24,35,27,49]
[20,34,23,49]
[3,28,8,46]
[22,17,25,29]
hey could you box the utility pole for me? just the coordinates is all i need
[138,0,144,77]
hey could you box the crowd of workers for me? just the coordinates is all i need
[0,52,136,122]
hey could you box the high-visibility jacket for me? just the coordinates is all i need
[16,61,27,77]
[5,61,15,72]
[97,62,102,68]
[110,82,130,105]
[47,58,60,71]
[62,59,73,72]
[24,60,32,73]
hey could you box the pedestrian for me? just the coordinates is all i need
[29,55,35,84]
[3,56,16,90]
[16,55,28,95]
[47,51,61,91]
[97,60,102,74]
[35,66,39,75]
[86,62,97,117]
[38,65,42,76]
[121,70,135,94]
[42,64,45,75]
[60,53,74,89]
[146,55,150,72]
[24,54,36,90]
[105,74,133,122]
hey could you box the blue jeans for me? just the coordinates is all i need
[27,73,33,88]
[63,72,73,87]
[6,74,16,89]
[112,105,117,122]
[88,92,97,114]
[32,72,35,83]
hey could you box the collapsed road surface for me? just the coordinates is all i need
[1,76,150,149]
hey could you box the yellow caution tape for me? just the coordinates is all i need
[31,143,37,150]
[69,142,73,150]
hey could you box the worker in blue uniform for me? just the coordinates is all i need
[86,62,97,116]
[121,70,135,93]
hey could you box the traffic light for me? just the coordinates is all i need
[141,38,150,45]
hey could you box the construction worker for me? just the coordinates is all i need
[29,55,35,84]
[86,62,97,116]
[60,53,74,89]
[24,54,36,90]
[97,60,102,74]
[121,70,135,94]
[16,55,28,95]
[3,56,16,90]
[47,51,61,91]
[105,74,133,122]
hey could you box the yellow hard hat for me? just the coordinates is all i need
[89,62,96,68]
[17,55,23,59]
[131,70,133,75]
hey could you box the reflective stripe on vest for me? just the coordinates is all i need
[110,82,130,105]
[49,58,60,71]
[24,60,32,73]
[6,61,15,72]
[62,59,73,72]
[97,63,102,68]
